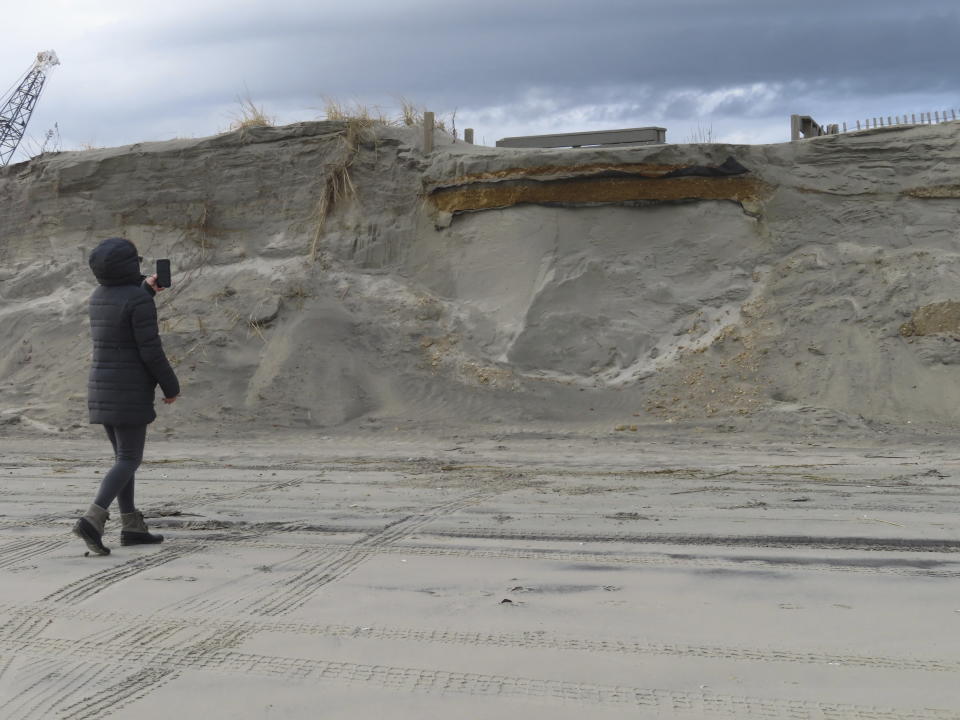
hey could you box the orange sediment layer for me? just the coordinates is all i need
[429,174,770,214]
[431,162,687,188]
[902,184,960,199]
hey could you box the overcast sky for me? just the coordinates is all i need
[2,0,959,161]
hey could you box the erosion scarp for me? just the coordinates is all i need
[2,120,960,436]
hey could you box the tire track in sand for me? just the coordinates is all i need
[199,536,960,580]
[247,490,492,616]
[0,659,108,720]
[3,635,957,719]
[42,544,200,604]
[153,475,306,509]
[167,490,493,617]
[0,535,71,569]
[0,513,69,530]
[6,603,959,676]
[32,479,306,606]
[420,527,960,553]
[59,667,180,720]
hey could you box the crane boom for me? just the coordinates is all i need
[0,50,60,167]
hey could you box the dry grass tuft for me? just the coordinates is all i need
[311,100,397,262]
[324,95,457,134]
[399,98,422,127]
[323,97,350,122]
[323,98,391,126]
[308,97,459,261]
[230,94,275,131]
[311,161,356,261]
[310,116,375,262]
[398,98,458,138]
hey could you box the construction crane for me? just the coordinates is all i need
[0,50,60,167]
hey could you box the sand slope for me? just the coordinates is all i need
[2,121,960,436]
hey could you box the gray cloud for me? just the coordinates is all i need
[6,0,960,154]
[107,0,959,101]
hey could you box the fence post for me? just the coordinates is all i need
[843,122,847,132]
[423,111,435,153]
[953,110,957,121]
[464,128,474,144]
[912,113,916,124]
[935,111,940,123]
[856,120,861,130]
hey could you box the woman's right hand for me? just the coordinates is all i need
[163,395,178,404]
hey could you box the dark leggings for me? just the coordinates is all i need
[94,424,147,514]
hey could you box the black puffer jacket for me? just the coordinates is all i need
[87,237,179,425]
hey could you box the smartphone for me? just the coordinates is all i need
[156,259,171,289]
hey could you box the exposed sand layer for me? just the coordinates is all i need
[1,432,959,718]
[426,158,770,213]
[3,121,960,438]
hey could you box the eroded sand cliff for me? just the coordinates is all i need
[2,121,960,437]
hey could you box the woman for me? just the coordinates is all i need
[74,237,180,556]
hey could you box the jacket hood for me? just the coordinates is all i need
[89,237,142,286]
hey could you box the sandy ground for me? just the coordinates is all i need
[1,429,959,719]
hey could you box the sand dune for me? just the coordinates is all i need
[2,121,960,438]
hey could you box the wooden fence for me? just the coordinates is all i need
[793,109,959,140]
[844,109,958,133]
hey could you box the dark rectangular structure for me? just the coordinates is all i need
[496,126,667,149]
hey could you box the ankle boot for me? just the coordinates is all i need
[73,504,111,555]
[120,510,164,546]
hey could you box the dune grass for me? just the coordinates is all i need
[230,94,275,131]
[309,97,458,261]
